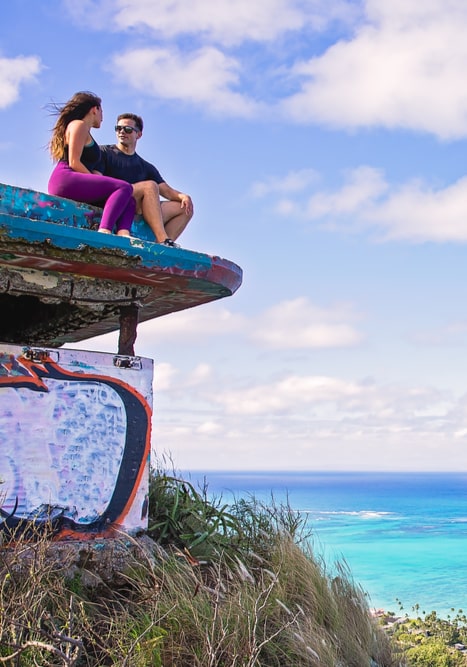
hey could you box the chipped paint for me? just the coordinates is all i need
[6,265,60,288]
[0,182,242,345]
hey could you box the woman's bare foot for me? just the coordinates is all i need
[98,228,112,234]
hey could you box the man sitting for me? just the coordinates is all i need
[100,113,193,246]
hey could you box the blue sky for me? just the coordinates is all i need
[3,0,467,471]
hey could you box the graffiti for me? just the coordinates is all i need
[0,346,152,538]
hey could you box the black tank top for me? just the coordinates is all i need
[63,138,102,171]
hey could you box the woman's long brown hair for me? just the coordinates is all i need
[48,91,101,161]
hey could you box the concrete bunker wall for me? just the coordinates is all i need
[0,344,152,538]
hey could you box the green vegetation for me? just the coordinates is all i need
[0,466,403,665]
[379,605,467,666]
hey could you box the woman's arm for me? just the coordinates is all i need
[66,120,91,173]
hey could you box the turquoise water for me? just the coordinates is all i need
[184,471,467,618]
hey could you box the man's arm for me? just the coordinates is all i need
[159,182,193,217]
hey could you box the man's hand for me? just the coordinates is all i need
[180,194,193,216]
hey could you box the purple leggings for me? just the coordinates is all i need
[48,162,136,233]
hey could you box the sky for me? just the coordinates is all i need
[3,0,467,472]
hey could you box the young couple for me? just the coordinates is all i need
[48,91,193,247]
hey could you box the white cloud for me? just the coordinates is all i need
[186,363,213,386]
[214,375,364,415]
[135,298,362,351]
[154,362,178,390]
[136,305,246,345]
[210,374,450,418]
[196,420,222,435]
[305,166,389,218]
[154,366,467,470]
[63,0,358,119]
[364,176,467,242]
[410,321,467,347]
[65,0,467,135]
[0,56,42,109]
[250,297,363,349]
[63,0,117,25]
[110,47,259,117]
[250,169,319,198]
[114,0,307,44]
[268,166,467,244]
[66,0,356,45]
[281,0,467,138]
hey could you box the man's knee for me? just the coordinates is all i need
[133,180,160,201]
[142,180,159,197]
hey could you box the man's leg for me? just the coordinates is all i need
[132,181,167,242]
[161,201,193,241]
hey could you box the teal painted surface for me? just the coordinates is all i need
[0,212,216,274]
[0,181,154,241]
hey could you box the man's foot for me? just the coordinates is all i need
[161,238,180,248]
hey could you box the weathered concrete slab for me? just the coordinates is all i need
[0,183,243,346]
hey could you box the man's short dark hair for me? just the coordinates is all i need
[117,113,143,132]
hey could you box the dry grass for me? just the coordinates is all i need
[0,474,404,666]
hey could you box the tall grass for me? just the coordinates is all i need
[0,467,403,666]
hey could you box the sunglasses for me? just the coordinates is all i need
[115,125,139,134]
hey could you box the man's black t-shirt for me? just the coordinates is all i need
[100,145,164,184]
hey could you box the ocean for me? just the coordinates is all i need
[183,471,467,619]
